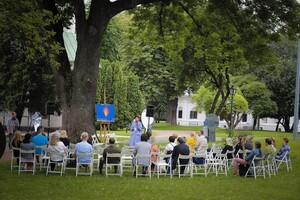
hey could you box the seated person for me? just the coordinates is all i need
[195,130,208,151]
[74,132,93,170]
[12,130,22,165]
[31,126,47,138]
[164,136,176,173]
[271,137,276,152]
[233,141,262,176]
[48,134,67,171]
[164,136,176,155]
[221,138,234,159]
[234,134,243,156]
[20,133,35,169]
[244,135,253,150]
[133,134,151,175]
[149,136,159,171]
[186,133,196,153]
[263,138,276,157]
[32,126,48,162]
[275,138,291,160]
[172,137,190,174]
[59,130,70,148]
[99,138,121,174]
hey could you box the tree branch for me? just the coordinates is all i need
[175,0,202,33]
[73,0,87,39]
[111,0,170,16]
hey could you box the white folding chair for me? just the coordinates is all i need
[225,149,235,169]
[18,149,36,175]
[76,152,94,176]
[245,156,265,179]
[46,151,66,176]
[207,153,227,176]
[265,154,276,178]
[91,134,101,145]
[64,149,76,171]
[276,151,292,172]
[93,144,104,169]
[135,154,151,178]
[122,146,135,172]
[11,147,20,170]
[192,151,207,177]
[105,153,123,177]
[34,145,49,171]
[155,154,172,178]
[177,154,192,178]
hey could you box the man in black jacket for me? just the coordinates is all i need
[172,137,190,174]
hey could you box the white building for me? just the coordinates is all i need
[177,93,299,132]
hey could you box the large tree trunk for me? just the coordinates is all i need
[282,116,291,132]
[44,0,168,142]
[166,98,177,125]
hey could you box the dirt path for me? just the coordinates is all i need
[0,146,11,163]
[152,130,195,143]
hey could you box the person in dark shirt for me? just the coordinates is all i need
[171,137,190,174]
[59,130,70,148]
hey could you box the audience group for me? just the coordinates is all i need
[12,126,71,171]
[11,126,292,176]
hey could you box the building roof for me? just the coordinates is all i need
[63,32,77,62]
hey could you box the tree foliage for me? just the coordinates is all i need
[191,85,248,129]
[97,60,143,129]
[0,0,61,120]
[254,37,298,132]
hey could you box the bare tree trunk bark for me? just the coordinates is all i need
[166,98,177,125]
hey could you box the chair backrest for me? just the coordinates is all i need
[49,151,65,161]
[226,149,235,158]
[178,154,191,164]
[135,154,151,166]
[122,146,135,157]
[76,152,93,163]
[252,155,264,166]
[20,149,35,160]
[93,143,105,151]
[35,145,47,155]
[106,153,122,164]
[194,151,206,158]
[12,147,20,157]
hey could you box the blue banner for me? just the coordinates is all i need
[96,104,115,122]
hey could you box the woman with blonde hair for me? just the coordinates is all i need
[12,130,22,164]
[221,138,234,159]
[48,134,67,171]
[59,130,70,148]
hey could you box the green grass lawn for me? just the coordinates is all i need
[1,127,300,200]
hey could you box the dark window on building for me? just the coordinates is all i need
[190,111,197,119]
[242,114,247,122]
[178,110,182,119]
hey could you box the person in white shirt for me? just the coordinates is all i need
[195,130,208,151]
[48,134,67,171]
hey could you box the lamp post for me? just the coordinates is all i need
[229,85,236,132]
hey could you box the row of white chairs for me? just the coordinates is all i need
[11,141,292,178]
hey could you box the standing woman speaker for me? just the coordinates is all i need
[128,116,143,146]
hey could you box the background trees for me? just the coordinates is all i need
[0,0,298,138]
[0,0,60,122]
[254,37,299,132]
[96,60,143,129]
